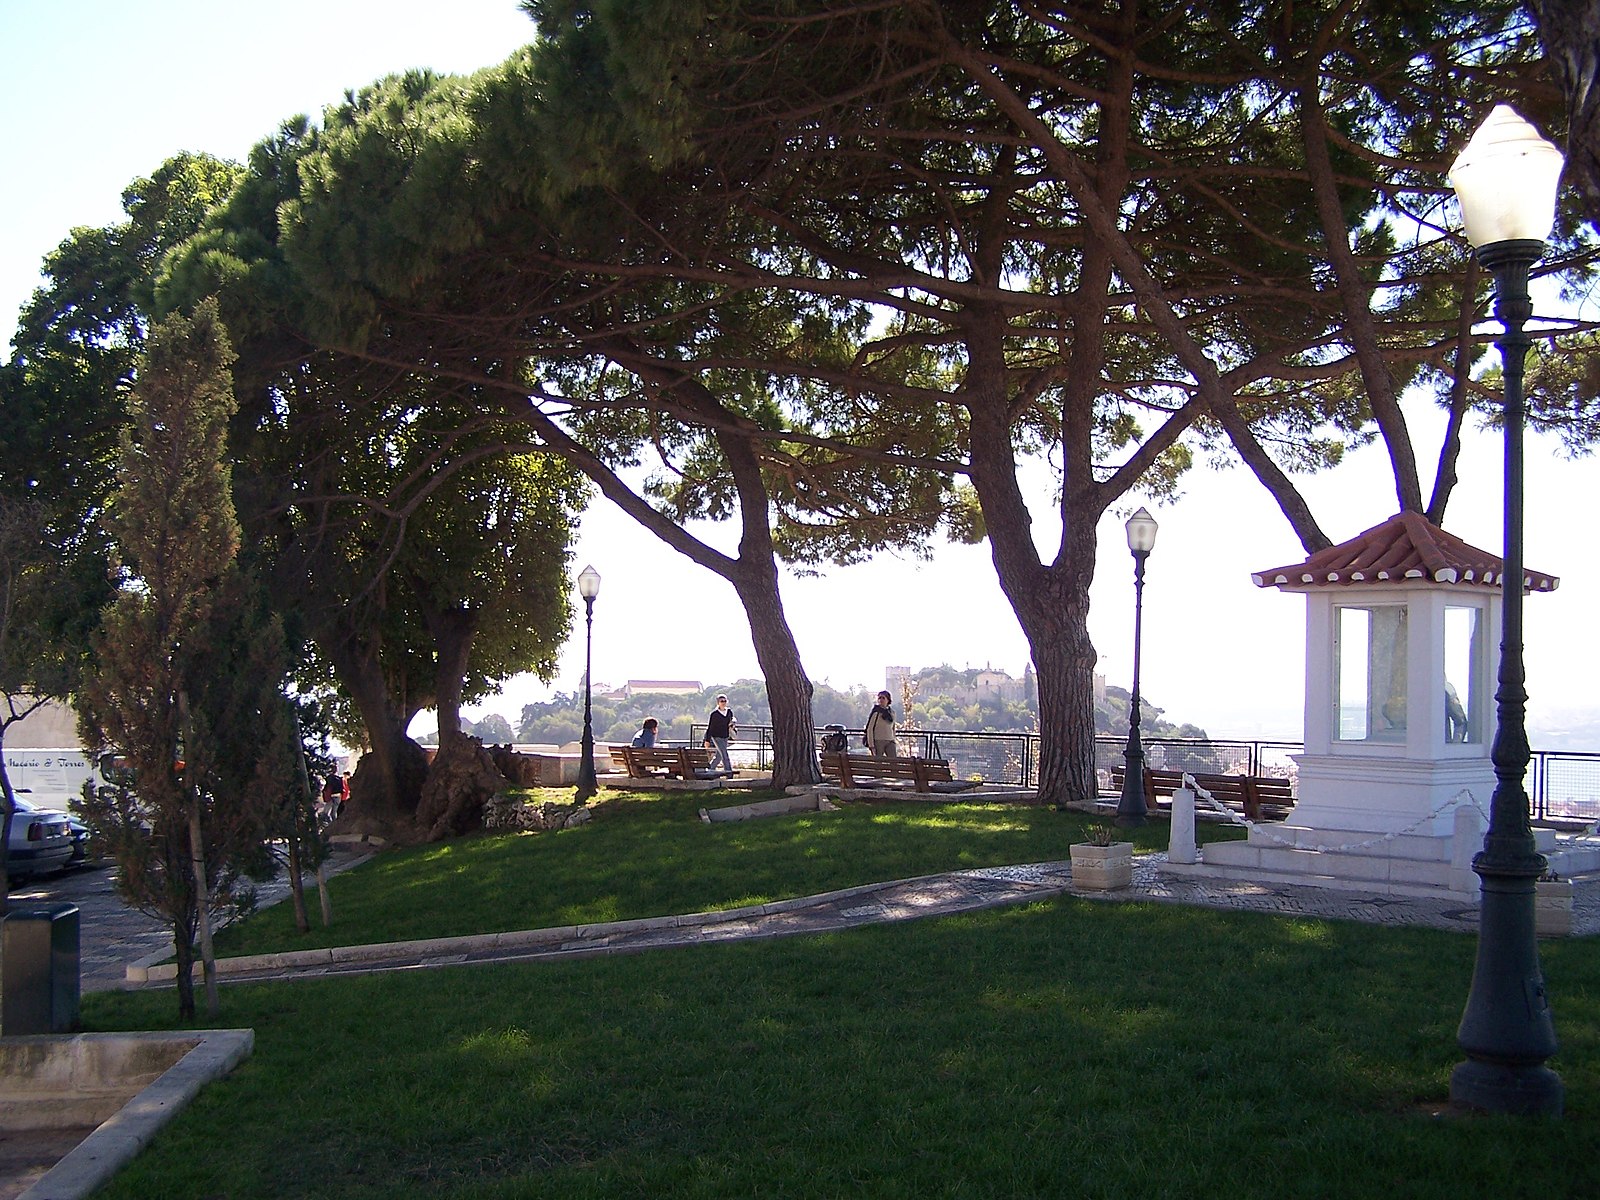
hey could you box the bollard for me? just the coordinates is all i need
[1169,786,1198,864]
[2,902,81,1035]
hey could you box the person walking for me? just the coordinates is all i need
[704,695,736,773]
[319,774,343,825]
[864,691,897,757]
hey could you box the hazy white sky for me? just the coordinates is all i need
[4,2,1594,744]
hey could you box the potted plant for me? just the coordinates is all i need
[1535,870,1574,937]
[1070,823,1134,890]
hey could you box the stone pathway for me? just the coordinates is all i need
[99,851,1597,993]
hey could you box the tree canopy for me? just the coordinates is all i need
[194,0,1594,802]
[12,1,1599,816]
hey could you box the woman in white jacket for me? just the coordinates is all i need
[864,691,897,757]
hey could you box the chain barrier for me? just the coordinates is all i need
[1183,773,1491,854]
[1184,774,1600,864]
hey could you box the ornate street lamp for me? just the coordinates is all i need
[575,564,602,803]
[1116,508,1158,827]
[1446,105,1565,1116]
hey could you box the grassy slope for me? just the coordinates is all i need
[78,792,1596,1199]
[213,790,1187,958]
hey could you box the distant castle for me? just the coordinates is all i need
[883,668,1107,704]
[884,664,1106,705]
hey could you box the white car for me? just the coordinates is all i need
[3,799,74,879]
[11,793,91,863]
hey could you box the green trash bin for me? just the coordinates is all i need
[3,902,81,1035]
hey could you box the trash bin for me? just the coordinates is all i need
[3,902,81,1035]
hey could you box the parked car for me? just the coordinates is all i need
[3,798,74,878]
[12,793,91,863]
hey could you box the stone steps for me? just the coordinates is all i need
[1196,835,1476,899]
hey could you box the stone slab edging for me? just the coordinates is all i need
[14,1030,253,1200]
[125,872,999,985]
[700,793,837,822]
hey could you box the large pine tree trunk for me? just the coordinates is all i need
[321,633,430,838]
[727,559,817,789]
[967,397,1102,806]
[424,606,478,750]
[721,434,818,789]
[497,364,822,788]
[1028,609,1102,806]
[1530,1,1600,220]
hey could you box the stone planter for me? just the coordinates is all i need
[1535,878,1574,938]
[1070,841,1134,890]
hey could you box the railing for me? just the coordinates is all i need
[685,723,1600,822]
[1535,751,1600,823]
[685,723,777,771]
[1088,736,1305,782]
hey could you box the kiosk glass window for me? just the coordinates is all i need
[1444,603,1486,744]
[1335,604,1408,742]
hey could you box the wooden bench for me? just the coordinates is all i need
[1109,767,1295,821]
[819,751,965,793]
[614,745,732,780]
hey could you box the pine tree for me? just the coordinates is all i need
[78,298,287,1020]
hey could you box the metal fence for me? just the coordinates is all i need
[1535,751,1600,823]
[1089,736,1304,781]
[685,723,777,771]
[688,723,1600,822]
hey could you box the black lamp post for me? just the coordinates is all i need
[1116,507,1158,827]
[575,564,601,803]
[1446,105,1565,1116]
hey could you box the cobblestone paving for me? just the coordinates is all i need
[8,844,375,993]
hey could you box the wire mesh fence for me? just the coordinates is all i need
[1538,752,1600,822]
[687,722,1596,821]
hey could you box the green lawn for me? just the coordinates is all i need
[78,791,1596,1199]
[211,789,1187,959]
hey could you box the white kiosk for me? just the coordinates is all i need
[1167,512,1576,899]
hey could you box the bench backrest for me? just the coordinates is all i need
[1109,766,1295,821]
[820,752,952,791]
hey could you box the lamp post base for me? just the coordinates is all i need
[1115,750,1146,828]
[576,730,597,803]
[1451,864,1562,1115]
[1449,1060,1563,1117]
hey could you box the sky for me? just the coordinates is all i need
[4,2,1596,747]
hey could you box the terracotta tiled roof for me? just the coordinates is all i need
[1252,511,1558,592]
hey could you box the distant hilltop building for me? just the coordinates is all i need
[621,679,703,697]
[886,664,1104,705]
[973,668,1010,696]
[887,664,1045,704]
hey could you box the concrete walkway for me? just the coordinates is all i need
[107,851,1599,993]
